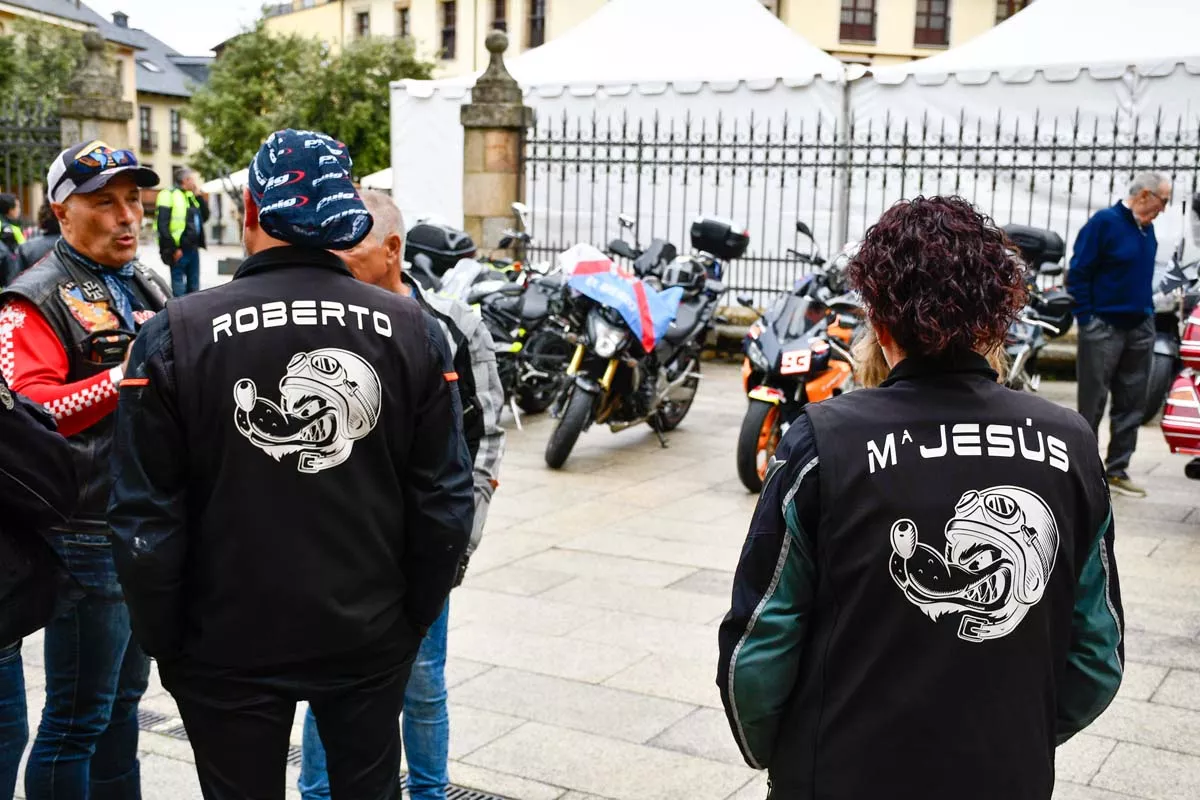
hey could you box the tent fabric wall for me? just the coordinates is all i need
[848,0,1200,265]
[390,78,846,242]
[389,0,847,246]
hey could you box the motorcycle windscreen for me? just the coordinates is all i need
[559,243,684,352]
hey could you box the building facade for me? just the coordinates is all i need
[104,12,212,189]
[262,0,1034,70]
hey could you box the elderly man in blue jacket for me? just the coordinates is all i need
[1069,171,1171,498]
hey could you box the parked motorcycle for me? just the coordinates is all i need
[431,204,574,420]
[1160,301,1200,478]
[543,218,740,469]
[1001,225,1074,391]
[735,224,863,493]
[1142,254,1200,424]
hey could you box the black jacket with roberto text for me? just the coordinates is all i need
[718,353,1124,800]
[108,246,474,671]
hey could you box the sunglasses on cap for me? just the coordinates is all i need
[48,140,158,204]
[73,144,138,173]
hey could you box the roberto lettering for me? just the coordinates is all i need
[211,301,393,342]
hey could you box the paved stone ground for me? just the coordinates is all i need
[12,359,1200,798]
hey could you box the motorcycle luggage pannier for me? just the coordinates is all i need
[1181,308,1200,371]
[691,217,750,261]
[405,222,477,275]
[1002,224,1066,268]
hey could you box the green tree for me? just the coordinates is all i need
[186,22,328,178]
[0,19,87,109]
[290,36,434,177]
[187,24,434,179]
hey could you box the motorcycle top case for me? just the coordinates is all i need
[1002,224,1066,268]
[1182,307,1200,371]
[405,222,477,275]
[691,216,750,262]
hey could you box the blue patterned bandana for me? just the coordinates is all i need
[58,239,141,329]
[247,129,373,250]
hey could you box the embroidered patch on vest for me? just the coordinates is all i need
[59,283,120,333]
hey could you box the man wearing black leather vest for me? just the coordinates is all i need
[718,197,1124,800]
[0,140,165,799]
[108,129,473,800]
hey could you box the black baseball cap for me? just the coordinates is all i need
[47,140,159,204]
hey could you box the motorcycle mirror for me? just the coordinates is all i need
[736,293,755,308]
[1039,262,1063,277]
[618,213,636,230]
[796,221,814,238]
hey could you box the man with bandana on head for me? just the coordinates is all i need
[108,129,474,800]
[0,140,167,800]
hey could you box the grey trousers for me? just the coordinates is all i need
[1077,315,1155,475]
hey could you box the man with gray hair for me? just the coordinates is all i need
[1068,170,1171,497]
[155,168,208,296]
[298,189,506,800]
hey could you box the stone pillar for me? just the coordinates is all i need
[461,30,533,248]
[59,32,134,149]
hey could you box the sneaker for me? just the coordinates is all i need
[1107,474,1147,498]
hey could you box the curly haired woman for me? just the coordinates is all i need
[718,196,1123,800]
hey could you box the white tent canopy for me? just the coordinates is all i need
[872,0,1200,82]
[360,167,392,191]
[200,169,249,195]
[391,0,847,233]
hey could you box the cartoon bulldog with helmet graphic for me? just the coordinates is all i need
[233,348,382,474]
[888,486,1060,642]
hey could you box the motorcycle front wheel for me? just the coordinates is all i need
[736,399,783,494]
[545,387,595,470]
[1142,352,1176,425]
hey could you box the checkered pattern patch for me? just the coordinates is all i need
[45,378,117,422]
[0,304,26,385]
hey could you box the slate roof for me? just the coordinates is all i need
[4,0,142,48]
[6,2,212,98]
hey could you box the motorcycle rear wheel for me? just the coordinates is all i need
[1142,352,1175,425]
[545,387,595,470]
[736,399,782,494]
[650,359,701,433]
[517,333,573,415]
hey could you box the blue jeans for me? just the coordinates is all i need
[25,533,150,800]
[299,601,450,800]
[169,249,200,296]
[0,640,26,799]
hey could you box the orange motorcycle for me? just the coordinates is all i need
[735,229,863,493]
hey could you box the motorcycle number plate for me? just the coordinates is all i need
[781,349,812,375]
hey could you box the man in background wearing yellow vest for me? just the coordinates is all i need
[156,169,209,296]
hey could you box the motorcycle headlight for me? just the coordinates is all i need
[588,312,630,358]
[746,339,770,372]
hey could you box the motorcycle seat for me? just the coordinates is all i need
[468,282,525,305]
[664,298,706,346]
[521,287,551,322]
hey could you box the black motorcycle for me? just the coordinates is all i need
[1001,225,1074,391]
[1143,255,1200,424]
[435,204,574,420]
[543,218,742,469]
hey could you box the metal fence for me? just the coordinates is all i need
[0,101,61,220]
[523,109,1200,303]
